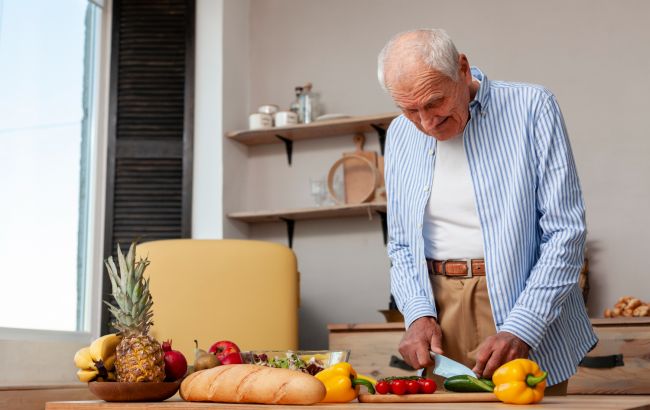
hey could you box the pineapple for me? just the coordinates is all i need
[104,242,165,383]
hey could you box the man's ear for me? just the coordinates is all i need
[458,54,471,83]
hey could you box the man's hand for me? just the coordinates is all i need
[472,331,530,378]
[398,316,443,370]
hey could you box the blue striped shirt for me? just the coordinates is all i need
[385,67,597,385]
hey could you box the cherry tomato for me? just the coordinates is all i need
[406,379,420,394]
[375,381,390,394]
[390,379,407,395]
[419,378,437,394]
[417,378,427,389]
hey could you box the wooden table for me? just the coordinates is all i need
[47,396,650,409]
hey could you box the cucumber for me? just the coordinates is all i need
[443,375,495,392]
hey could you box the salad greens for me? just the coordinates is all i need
[250,351,325,375]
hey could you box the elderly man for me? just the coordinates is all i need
[378,29,596,393]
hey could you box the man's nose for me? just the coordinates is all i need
[419,110,441,130]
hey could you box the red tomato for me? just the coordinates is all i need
[390,379,407,395]
[375,381,390,394]
[419,378,437,394]
[406,379,420,394]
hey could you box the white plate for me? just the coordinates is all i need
[315,113,350,121]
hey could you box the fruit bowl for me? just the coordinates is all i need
[240,350,350,375]
[88,380,181,402]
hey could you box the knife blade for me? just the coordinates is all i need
[430,352,477,378]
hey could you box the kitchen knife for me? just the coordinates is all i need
[430,352,477,378]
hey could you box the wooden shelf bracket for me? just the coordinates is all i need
[274,134,293,165]
[280,217,295,248]
[370,123,387,155]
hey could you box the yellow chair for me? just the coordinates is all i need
[136,239,299,360]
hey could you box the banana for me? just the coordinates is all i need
[73,346,95,370]
[76,368,98,383]
[89,333,122,362]
[102,354,116,371]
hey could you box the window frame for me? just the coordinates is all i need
[0,0,112,384]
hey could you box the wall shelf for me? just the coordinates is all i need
[226,113,397,145]
[226,113,398,165]
[228,202,387,247]
[228,202,386,222]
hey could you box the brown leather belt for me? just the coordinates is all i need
[426,259,486,277]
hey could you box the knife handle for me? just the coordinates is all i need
[389,355,416,371]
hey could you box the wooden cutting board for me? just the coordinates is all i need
[342,134,378,204]
[358,392,498,403]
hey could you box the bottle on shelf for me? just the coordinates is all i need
[300,82,314,124]
[289,86,303,118]
[290,83,317,124]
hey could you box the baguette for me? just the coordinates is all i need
[180,364,326,405]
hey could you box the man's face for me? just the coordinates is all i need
[387,59,473,141]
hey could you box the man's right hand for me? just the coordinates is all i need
[398,316,444,370]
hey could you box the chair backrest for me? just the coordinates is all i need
[136,239,299,360]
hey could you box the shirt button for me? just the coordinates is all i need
[418,224,423,229]
[424,186,429,192]
[428,149,434,156]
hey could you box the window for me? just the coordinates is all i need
[0,0,105,333]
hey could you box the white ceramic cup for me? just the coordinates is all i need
[258,104,279,115]
[274,111,298,127]
[248,113,273,129]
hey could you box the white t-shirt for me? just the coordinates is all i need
[423,134,485,260]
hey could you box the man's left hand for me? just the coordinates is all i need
[472,331,530,379]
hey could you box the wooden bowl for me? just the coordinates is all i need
[88,380,181,402]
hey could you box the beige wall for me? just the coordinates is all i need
[224,0,650,348]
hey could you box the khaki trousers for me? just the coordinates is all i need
[425,274,568,395]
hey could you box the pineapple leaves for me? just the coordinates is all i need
[117,243,128,289]
[118,245,135,301]
[105,258,119,294]
[104,241,155,335]
[126,242,136,273]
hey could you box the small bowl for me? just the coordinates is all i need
[240,350,350,373]
[88,380,181,402]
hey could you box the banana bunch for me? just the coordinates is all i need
[74,333,122,382]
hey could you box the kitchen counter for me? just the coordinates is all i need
[47,396,650,409]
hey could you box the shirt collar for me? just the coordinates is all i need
[470,66,490,110]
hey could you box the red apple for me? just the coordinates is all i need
[220,351,243,365]
[208,340,241,361]
[161,340,188,381]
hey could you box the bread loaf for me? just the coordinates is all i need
[180,364,326,405]
[604,296,650,318]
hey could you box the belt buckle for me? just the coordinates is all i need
[441,259,473,278]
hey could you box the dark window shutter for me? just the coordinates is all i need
[102,0,195,333]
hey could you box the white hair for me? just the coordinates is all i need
[377,29,460,92]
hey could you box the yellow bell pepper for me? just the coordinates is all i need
[492,358,548,405]
[315,362,375,402]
